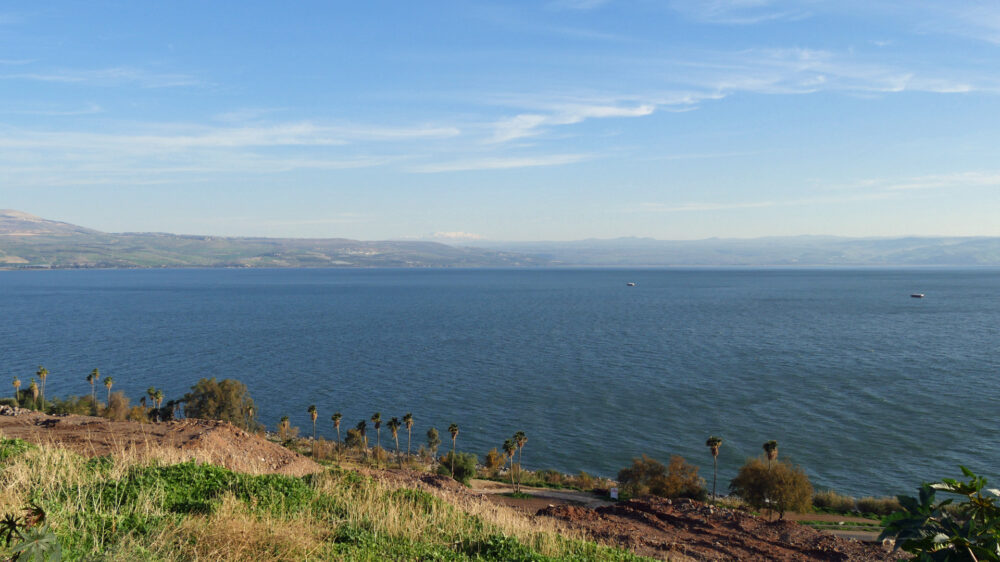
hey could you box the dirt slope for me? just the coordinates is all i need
[0,410,320,476]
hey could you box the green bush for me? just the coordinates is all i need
[437,452,478,485]
[729,457,812,518]
[618,454,706,500]
[881,466,1000,559]
[46,395,96,416]
[181,378,260,431]
[0,438,36,463]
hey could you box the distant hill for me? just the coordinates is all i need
[0,211,548,268]
[480,236,1000,266]
[4,211,1000,268]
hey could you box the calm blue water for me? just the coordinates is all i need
[1,268,997,497]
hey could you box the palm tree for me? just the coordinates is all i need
[154,389,164,409]
[503,438,517,491]
[387,417,401,467]
[86,369,100,411]
[11,377,20,406]
[763,440,778,470]
[103,376,113,406]
[706,436,723,500]
[146,387,157,410]
[279,415,291,440]
[331,412,342,444]
[36,366,48,409]
[308,405,318,439]
[28,379,39,410]
[514,431,527,491]
[448,423,459,478]
[403,413,414,458]
[371,412,382,452]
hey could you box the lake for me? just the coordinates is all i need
[1,267,997,497]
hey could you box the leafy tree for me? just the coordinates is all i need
[11,378,19,406]
[308,405,318,439]
[729,457,813,519]
[104,391,130,421]
[35,366,47,409]
[503,438,517,491]
[618,455,706,500]
[881,466,1000,561]
[331,412,342,443]
[437,451,478,485]
[426,427,441,458]
[86,368,100,411]
[705,436,722,499]
[448,423,459,478]
[403,412,414,457]
[763,440,778,470]
[181,378,260,431]
[387,417,402,466]
[484,448,505,477]
[103,376,113,406]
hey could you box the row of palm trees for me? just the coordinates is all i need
[298,406,460,472]
[11,366,114,412]
[499,431,528,492]
[704,436,780,499]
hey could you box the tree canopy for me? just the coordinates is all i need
[181,378,259,431]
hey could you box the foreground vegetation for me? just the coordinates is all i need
[0,438,646,561]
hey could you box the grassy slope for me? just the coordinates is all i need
[0,438,646,561]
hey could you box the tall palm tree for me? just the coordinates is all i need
[154,389,164,409]
[36,366,48,409]
[28,379,39,410]
[86,369,100,410]
[387,417,401,467]
[279,415,291,440]
[448,423,459,477]
[308,405,318,439]
[103,376,113,406]
[331,412,342,444]
[403,413,414,458]
[371,412,382,452]
[763,440,778,470]
[503,438,517,491]
[706,436,723,500]
[514,431,527,491]
[146,387,157,410]
[11,377,20,405]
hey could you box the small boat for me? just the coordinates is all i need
[910,293,925,298]
[626,282,637,287]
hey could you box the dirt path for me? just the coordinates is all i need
[470,478,613,508]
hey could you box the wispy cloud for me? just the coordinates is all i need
[669,0,810,25]
[490,103,654,142]
[853,171,1000,192]
[1,66,201,88]
[1,103,103,116]
[411,153,588,173]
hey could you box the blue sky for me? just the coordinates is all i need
[2,1,1000,241]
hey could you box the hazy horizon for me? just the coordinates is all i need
[2,2,999,241]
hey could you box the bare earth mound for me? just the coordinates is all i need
[538,497,894,561]
[0,410,320,476]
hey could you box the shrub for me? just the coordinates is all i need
[126,405,150,423]
[181,378,260,431]
[618,455,706,500]
[47,395,96,416]
[437,452,477,485]
[856,496,901,516]
[813,489,855,513]
[881,466,1000,559]
[0,397,17,408]
[729,457,812,519]
[483,448,505,477]
[572,471,595,491]
[103,391,131,422]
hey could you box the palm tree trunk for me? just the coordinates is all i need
[406,428,411,458]
[712,457,718,499]
[395,436,400,468]
[451,437,456,477]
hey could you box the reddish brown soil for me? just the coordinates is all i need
[0,410,321,476]
[538,497,896,561]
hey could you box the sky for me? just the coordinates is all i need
[2,1,1000,241]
